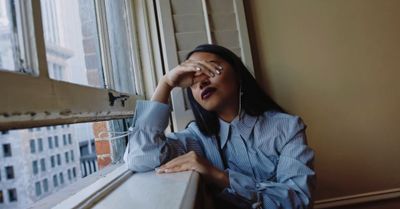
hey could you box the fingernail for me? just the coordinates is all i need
[218,65,223,70]
[195,67,201,71]
[216,69,221,74]
[210,73,215,77]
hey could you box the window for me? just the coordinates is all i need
[70,150,74,162]
[5,166,14,179]
[0,190,3,203]
[68,169,72,180]
[38,138,43,152]
[32,160,38,174]
[50,155,55,168]
[43,179,49,193]
[56,154,61,166]
[54,136,59,148]
[2,0,144,130]
[2,144,11,157]
[1,131,8,134]
[0,0,35,74]
[35,181,42,196]
[63,134,67,146]
[0,0,156,207]
[53,175,58,187]
[41,0,105,88]
[8,188,17,202]
[103,0,137,94]
[48,137,53,149]
[65,152,69,163]
[40,158,46,172]
[59,172,64,185]
[30,139,36,153]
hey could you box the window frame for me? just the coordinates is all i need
[0,0,146,131]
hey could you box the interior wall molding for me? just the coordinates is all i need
[314,188,400,208]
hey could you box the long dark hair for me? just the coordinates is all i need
[186,44,284,136]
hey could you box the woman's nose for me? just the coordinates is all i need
[199,79,210,89]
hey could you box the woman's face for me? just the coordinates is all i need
[189,52,239,114]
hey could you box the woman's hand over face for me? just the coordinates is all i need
[157,151,229,188]
[164,60,222,88]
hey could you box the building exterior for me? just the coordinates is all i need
[0,127,81,209]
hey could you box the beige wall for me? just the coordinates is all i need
[245,0,400,202]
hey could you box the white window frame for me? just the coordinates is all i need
[0,0,159,131]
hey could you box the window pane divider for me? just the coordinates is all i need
[94,0,113,90]
[31,0,50,79]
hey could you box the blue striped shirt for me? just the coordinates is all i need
[126,100,315,209]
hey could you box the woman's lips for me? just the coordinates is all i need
[201,87,217,100]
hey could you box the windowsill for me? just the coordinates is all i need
[30,164,201,209]
[31,163,130,209]
[91,170,200,209]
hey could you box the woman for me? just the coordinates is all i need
[126,44,315,209]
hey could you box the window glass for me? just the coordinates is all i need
[5,166,14,179]
[40,158,46,172]
[54,136,59,147]
[56,154,61,166]
[65,152,69,163]
[32,160,38,175]
[67,169,71,180]
[43,179,49,192]
[104,0,136,94]
[0,0,33,74]
[52,175,58,187]
[50,156,55,168]
[35,181,42,196]
[40,0,105,88]
[48,136,53,149]
[59,172,64,184]
[2,143,11,157]
[8,188,17,202]
[63,134,67,146]
[38,138,43,152]
[30,139,36,153]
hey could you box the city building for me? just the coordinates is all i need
[0,127,80,209]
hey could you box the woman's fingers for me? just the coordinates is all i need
[158,151,201,173]
[185,60,222,77]
[198,60,223,75]
[160,153,191,170]
[158,164,193,174]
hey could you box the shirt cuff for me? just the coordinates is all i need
[133,100,170,132]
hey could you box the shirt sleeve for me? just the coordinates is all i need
[220,117,316,209]
[125,100,203,172]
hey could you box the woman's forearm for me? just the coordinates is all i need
[151,76,174,104]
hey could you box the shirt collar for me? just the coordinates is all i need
[218,112,258,149]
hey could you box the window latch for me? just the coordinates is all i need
[108,92,129,107]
